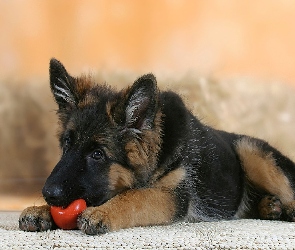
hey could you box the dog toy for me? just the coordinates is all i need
[50,199,87,229]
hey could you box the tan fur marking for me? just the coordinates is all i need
[109,164,135,194]
[236,137,294,204]
[76,75,93,96]
[78,93,97,108]
[125,111,163,179]
[75,75,95,108]
[153,167,186,189]
[125,139,148,166]
[82,188,175,231]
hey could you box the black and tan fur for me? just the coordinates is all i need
[19,59,295,235]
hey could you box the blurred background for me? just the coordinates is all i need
[1,0,295,210]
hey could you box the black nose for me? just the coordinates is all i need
[42,184,65,206]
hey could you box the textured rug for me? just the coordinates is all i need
[1,211,295,249]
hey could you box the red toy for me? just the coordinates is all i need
[50,199,87,230]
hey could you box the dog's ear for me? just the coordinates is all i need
[124,74,158,130]
[49,58,77,109]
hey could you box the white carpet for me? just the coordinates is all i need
[1,212,295,249]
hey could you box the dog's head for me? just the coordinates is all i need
[42,59,163,207]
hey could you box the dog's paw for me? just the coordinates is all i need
[258,195,282,220]
[19,205,55,232]
[77,207,111,235]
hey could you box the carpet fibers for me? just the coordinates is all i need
[1,212,295,249]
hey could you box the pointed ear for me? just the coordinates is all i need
[49,58,77,109]
[125,74,158,130]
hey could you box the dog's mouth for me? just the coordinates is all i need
[42,183,111,208]
[44,198,71,208]
[44,196,108,208]
[43,193,81,208]
[83,196,109,207]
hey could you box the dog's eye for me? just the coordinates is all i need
[91,149,105,161]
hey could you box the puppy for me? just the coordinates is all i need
[19,59,295,234]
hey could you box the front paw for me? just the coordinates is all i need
[19,205,55,232]
[77,207,111,235]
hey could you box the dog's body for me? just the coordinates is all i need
[19,59,295,234]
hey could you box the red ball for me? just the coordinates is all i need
[50,199,87,230]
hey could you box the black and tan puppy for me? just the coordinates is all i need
[19,59,295,235]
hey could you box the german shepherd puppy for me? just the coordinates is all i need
[19,59,295,235]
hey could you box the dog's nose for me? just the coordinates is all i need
[42,184,65,206]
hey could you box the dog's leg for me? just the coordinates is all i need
[77,188,176,235]
[19,205,55,231]
[236,137,295,221]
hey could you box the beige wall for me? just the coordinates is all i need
[1,1,295,84]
